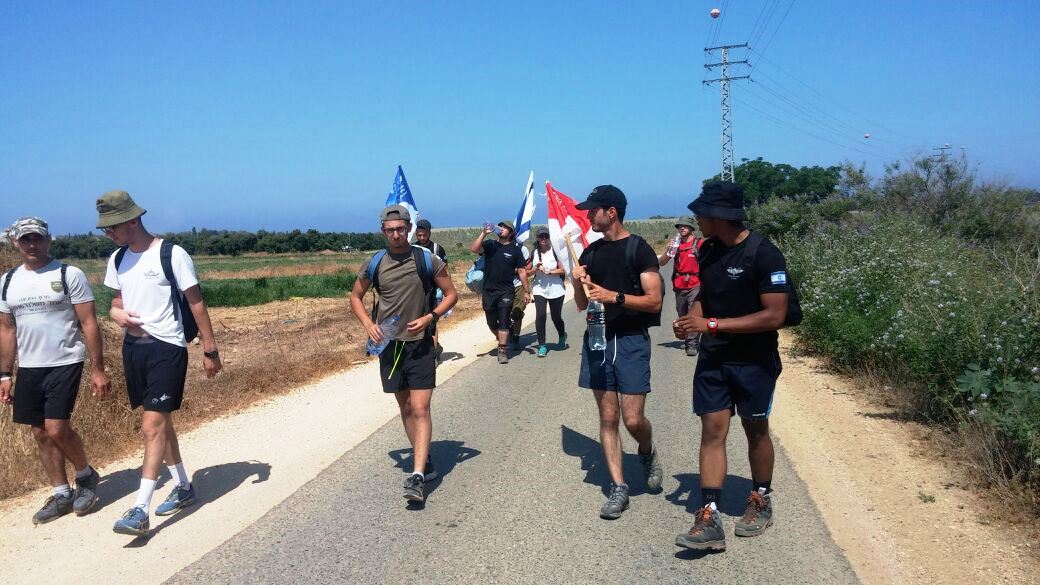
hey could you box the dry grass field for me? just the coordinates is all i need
[0,247,481,501]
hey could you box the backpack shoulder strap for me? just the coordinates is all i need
[60,263,69,297]
[742,231,765,271]
[160,240,179,293]
[366,249,389,291]
[1,268,16,302]
[114,245,129,270]
[625,235,643,290]
[411,245,434,295]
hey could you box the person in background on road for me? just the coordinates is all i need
[658,216,704,357]
[530,226,566,358]
[673,181,789,552]
[350,205,457,504]
[414,219,448,363]
[571,185,664,520]
[0,217,110,525]
[470,220,529,364]
[509,239,532,350]
[97,191,223,536]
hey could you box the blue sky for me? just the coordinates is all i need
[2,1,1038,234]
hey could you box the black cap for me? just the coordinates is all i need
[688,181,748,221]
[416,219,432,230]
[535,226,550,237]
[576,185,627,211]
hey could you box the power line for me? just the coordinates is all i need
[749,0,781,51]
[756,0,797,59]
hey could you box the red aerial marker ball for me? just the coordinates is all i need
[711,8,721,19]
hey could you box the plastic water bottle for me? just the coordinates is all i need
[586,301,607,350]
[483,221,501,235]
[366,315,401,356]
[666,232,681,258]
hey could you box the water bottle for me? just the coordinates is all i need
[586,301,607,350]
[366,315,401,356]
[483,221,501,235]
[666,232,681,258]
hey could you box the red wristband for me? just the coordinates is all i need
[707,318,719,336]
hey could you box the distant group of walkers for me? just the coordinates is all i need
[3,180,794,554]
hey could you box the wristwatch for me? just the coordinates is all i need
[428,312,440,326]
[615,292,626,306]
[707,318,719,336]
[204,349,220,359]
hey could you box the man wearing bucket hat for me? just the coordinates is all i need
[1,217,110,524]
[570,185,664,519]
[469,219,530,364]
[658,216,705,356]
[96,190,223,536]
[672,181,791,552]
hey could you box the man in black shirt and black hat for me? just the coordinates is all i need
[672,181,790,552]
[571,185,665,520]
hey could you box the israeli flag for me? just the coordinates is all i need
[513,171,535,244]
[385,165,420,242]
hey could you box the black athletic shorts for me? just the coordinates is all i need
[378,334,436,393]
[578,330,652,394]
[483,291,513,332]
[123,335,189,412]
[12,362,84,426]
[693,351,782,420]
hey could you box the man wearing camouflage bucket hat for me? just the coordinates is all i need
[96,190,223,536]
[657,215,705,356]
[1,216,110,525]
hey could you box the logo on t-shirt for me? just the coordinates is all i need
[770,271,787,285]
[144,269,160,280]
[726,266,744,279]
[50,281,63,292]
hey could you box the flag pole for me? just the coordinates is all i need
[562,231,591,297]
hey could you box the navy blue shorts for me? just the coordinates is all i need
[12,363,84,426]
[123,336,189,412]
[693,352,782,420]
[578,330,652,394]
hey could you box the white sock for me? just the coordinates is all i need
[53,484,72,498]
[168,463,190,487]
[75,465,92,479]
[412,471,425,480]
[708,501,718,511]
[134,478,157,511]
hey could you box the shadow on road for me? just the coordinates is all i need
[388,440,481,508]
[122,460,272,548]
[665,473,753,517]
[560,425,654,496]
[657,340,684,350]
[438,351,465,363]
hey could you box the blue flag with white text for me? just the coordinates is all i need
[385,165,420,242]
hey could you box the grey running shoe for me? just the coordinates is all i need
[685,336,699,357]
[32,493,74,525]
[155,483,197,516]
[497,347,508,364]
[675,505,727,551]
[734,491,773,537]
[403,473,425,502]
[113,506,150,536]
[73,468,101,516]
[639,444,664,493]
[599,483,629,520]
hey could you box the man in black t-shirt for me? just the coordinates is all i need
[571,185,664,520]
[470,220,530,364]
[673,181,790,552]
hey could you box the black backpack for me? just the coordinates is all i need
[2,263,70,302]
[585,235,663,328]
[699,232,803,327]
[365,245,436,320]
[115,240,199,342]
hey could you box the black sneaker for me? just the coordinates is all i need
[32,493,74,525]
[73,467,101,516]
[403,473,425,502]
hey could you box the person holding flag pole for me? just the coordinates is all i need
[507,172,536,347]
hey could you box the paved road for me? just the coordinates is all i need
[169,300,858,585]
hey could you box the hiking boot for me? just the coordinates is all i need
[599,483,629,520]
[73,468,101,516]
[155,483,197,516]
[734,491,773,537]
[32,493,74,525]
[685,337,699,357]
[558,333,568,349]
[639,444,663,493]
[113,506,150,536]
[403,473,425,502]
[498,346,508,364]
[537,344,548,358]
[675,505,726,551]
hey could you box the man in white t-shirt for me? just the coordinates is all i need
[95,191,223,537]
[0,216,110,525]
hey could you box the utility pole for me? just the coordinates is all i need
[704,43,750,182]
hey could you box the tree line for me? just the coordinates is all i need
[48,228,387,259]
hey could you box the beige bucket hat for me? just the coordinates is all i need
[96,190,147,228]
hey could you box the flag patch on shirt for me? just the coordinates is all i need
[770,271,788,285]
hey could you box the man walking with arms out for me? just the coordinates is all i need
[658,216,703,356]
[0,217,110,524]
[470,220,530,364]
[673,181,792,551]
[97,191,223,536]
[571,185,664,519]
[351,205,457,504]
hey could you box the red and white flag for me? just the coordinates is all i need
[545,181,602,276]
